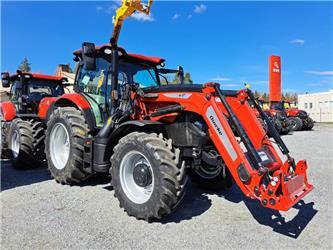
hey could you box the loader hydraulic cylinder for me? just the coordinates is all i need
[214,85,264,170]
[246,88,290,156]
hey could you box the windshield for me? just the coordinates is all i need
[28,79,64,96]
[76,57,159,101]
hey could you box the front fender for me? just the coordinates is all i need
[110,120,163,143]
[0,101,16,121]
[51,93,96,130]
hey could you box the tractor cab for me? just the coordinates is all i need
[1,72,67,114]
[73,44,184,127]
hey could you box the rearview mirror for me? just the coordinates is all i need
[82,42,96,71]
[1,72,10,88]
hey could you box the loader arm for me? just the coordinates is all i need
[140,83,313,211]
[112,0,153,44]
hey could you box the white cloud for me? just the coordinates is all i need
[194,4,207,14]
[96,4,117,15]
[290,39,305,45]
[210,77,232,81]
[305,71,333,76]
[172,13,181,20]
[131,12,155,22]
[96,6,103,12]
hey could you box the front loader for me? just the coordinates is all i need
[44,0,313,221]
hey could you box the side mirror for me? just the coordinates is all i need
[1,72,10,88]
[82,42,96,71]
[177,66,184,84]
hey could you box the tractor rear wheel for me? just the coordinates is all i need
[7,118,45,168]
[1,122,10,159]
[289,117,303,131]
[45,107,91,184]
[274,119,283,134]
[189,162,234,191]
[111,132,188,221]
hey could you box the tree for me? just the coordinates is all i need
[18,57,31,72]
[184,72,193,84]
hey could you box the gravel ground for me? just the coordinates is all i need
[1,124,332,249]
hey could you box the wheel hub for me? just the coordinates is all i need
[133,162,152,187]
[119,151,154,204]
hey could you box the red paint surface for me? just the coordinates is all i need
[269,55,282,102]
[0,101,16,121]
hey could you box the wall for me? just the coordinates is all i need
[298,90,333,122]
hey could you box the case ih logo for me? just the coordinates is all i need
[273,61,280,73]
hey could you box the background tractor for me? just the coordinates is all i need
[249,98,291,135]
[268,56,314,131]
[0,71,67,168]
[283,100,314,131]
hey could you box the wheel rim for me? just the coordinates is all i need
[11,130,20,159]
[195,164,222,179]
[49,123,70,170]
[119,151,154,204]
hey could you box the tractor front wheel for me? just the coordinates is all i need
[7,118,45,168]
[111,132,188,221]
[304,117,314,130]
[45,107,91,184]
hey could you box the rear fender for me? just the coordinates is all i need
[287,109,300,117]
[0,101,16,121]
[38,97,59,120]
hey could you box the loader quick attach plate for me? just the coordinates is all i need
[284,174,313,202]
[270,172,314,211]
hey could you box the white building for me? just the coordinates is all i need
[298,90,333,122]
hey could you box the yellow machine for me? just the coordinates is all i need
[112,0,153,43]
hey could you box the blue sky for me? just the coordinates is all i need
[1,1,332,93]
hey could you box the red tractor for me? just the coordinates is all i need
[0,72,67,168]
[268,55,313,131]
[42,41,313,221]
[283,100,314,131]
[249,98,291,135]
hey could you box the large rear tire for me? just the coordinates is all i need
[7,118,45,168]
[111,132,188,221]
[289,116,303,131]
[1,122,10,159]
[274,119,283,134]
[45,107,91,184]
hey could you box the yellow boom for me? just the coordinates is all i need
[112,0,153,44]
